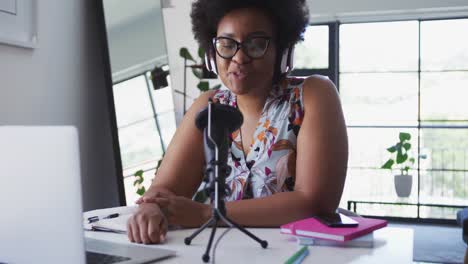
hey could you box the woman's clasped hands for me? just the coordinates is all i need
[127,191,211,244]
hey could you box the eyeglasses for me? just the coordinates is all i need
[213,36,271,60]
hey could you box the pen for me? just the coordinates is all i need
[91,226,126,234]
[88,213,120,223]
[292,247,309,264]
[284,246,308,264]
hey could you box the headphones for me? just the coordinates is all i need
[204,45,295,76]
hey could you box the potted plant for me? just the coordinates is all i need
[179,47,219,90]
[179,47,221,113]
[381,132,415,198]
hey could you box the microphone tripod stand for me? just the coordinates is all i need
[184,100,268,263]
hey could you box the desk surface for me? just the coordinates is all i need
[85,227,413,263]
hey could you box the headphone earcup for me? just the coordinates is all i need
[204,51,218,75]
[288,46,295,72]
[280,46,295,74]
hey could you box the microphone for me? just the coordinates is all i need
[185,98,268,258]
[195,99,243,165]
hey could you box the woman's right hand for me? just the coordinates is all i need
[127,202,168,244]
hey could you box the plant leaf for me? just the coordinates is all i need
[191,68,203,79]
[395,142,402,151]
[387,146,397,153]
[409,157,415,164]
[403,143,411,150]
[197,81,210,91]
[133,176,143,186]
[136,187,146,196]
[397,153,408,164]
[381,159,394,169]
[403,166,411,173]
[179,48,195,62]
[399,132,411,142]
[134,170,144,177]
[211,84,222,90]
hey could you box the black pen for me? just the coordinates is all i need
[88,213,120,224]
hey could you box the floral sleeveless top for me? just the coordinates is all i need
[211,77,305,201]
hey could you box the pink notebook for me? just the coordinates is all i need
[280,216,387,242]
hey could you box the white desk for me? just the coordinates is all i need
[85,227,413,263]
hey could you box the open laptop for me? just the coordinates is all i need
[0,126,175,264]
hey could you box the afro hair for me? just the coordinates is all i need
[190,0,309,54]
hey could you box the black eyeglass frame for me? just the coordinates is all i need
[212,36,272,60]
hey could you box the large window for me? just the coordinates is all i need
[295,18,468,222]
[113,70,176,205]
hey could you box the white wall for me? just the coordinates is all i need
[162,0,220,124]
[0,1,121,211]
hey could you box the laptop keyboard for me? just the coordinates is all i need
[86,251,131,264]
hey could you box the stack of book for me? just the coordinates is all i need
[280,216,387,248]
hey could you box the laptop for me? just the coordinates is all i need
[0,126,175,264]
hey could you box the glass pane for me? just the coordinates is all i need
[421,19,468,71]
[124,168,156,205]
[114,75,154,127]
[342,168,400,202]
[347,127,419,169]
[340,21,419,72]
[421,128,468,171]
[152,86,175,113]
[294,25,329,69]
[419,206,460,220]
[118,119,163,169]
[419,128,468,209]
[348,202,418,218]
[421,72,468,121]
[420,170,468,207]
[340,73,418,126]
[156,111,177,150]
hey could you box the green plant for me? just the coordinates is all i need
[381,132,415,175]
[179,47,221,91]
[132,154,208,203]
[133,158,163,196]
[133,170,146,196]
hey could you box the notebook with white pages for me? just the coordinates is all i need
[83,206,138,233]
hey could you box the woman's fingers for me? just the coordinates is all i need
[130,217,142,244]
[135,197,144,204]
[141,197,171,208]
[139,216,152,244]
[127,203,170,244]
[148,217,165,244]
[127,220,134,242]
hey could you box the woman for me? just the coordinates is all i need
[127,0,348,245]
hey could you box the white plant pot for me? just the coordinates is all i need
[394,174,412,198]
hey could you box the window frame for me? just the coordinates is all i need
[295,17,468,224]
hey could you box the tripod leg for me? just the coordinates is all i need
[220,215,268,248]
[184,217,216,245]
[202,218,218,263]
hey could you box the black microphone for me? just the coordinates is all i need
[195,99,243,166]
[186,99,268,256]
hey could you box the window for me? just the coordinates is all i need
[294,25,329,69]
[295,18,468,222]
[113,71,176,205]
[292,23,338,85]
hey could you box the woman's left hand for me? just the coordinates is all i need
[137,193,210,227]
